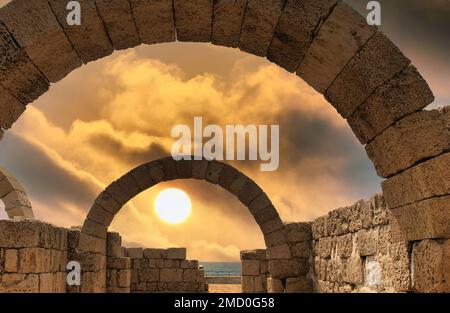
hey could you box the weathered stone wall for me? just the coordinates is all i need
[241,249,268,293]
[126,247,207,293]
[0,219,67,292]
[311,193,450,293]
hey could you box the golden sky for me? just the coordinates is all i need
[0,0,448,261]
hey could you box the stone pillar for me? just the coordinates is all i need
[240,249,268,293]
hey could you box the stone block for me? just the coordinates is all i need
[117,173,142,200]
[314,257,327,281]
[326,32,410,118]
[181,260,199,269]
[0,219,57,248]
[248,192,272,215]
[264,228,288,247]
[342,256,364,285]
[260,217,284,235]
[192,159,209,180]
[366,109,449,178]
[96,0,141,50]
[239,0,284,57]
[77,232,106,254]
[18,248,51,273]
[70,251,106,272]
[227,172,249,196]
[82,218,107,239]
[267,277,284,293]
[130,164,154,190]
[175,159,192,179]
[315,237,333,259]
[212,0,247,48]
[241,275,254,293]
[268,0,338,72]
[238,180,262,206]
[254,274,267,292]
[130,0,175,44]
[382,153,450,209]
[107,257,131,270]
[126,248,143,259]
[2,189,31,209]
[160,268,183,282]
[205,161,224,184]
[39,272,54,292]
[0,22,49,104]
[107,232,123,257]
[87,204,114,227]
[412,239,450,292]
[143,248,166,259]
[48,0,113,64]
[95,190,122,215]
[297,2,376,93]
[161,157,178,180]
[311,215,328,239]
[0,273,39,293]
[138,269,160,282]
[253,206,278,226]
[390,196,450,241]
[268,258,309,279]
[336,233,353,258]
[4,249,18,272]
[183,269,198,282]
[174,0,213,42]
[105,181,130,206]
[242,259,260,276]
[81,271,106,293]
[147,160,165,183]
[285,277,313,293]
[285,222,312,242]
[357,229,378,256]
[267,244,291,259]
[0,0,82,82]
[260,260,268,274]
[291,241,311,258]
[348,65,434,144]
[164,259,181,268]
[166,248,186,260]
[117,269,131,287]
[240,249,266,260]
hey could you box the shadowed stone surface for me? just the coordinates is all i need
[326,32,410,118]
[174,0,213,42]
[212,0,247,48]
[96,0,141,50]
[366,109,450,178]
[0,166,34,218]
[382,153,450,209]
[0,85,25,129]
[0,0,82,82]
[0,22,48,105]
[267,0,338,72]
[348,65,435,144]
[297,2,376,93]
[49,0,113,64]
[130,0,175,44]
[239,0,284,57]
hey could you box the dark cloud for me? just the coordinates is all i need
[0,133,100,221]
[87,133,168,166]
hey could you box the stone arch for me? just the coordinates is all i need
[0,0,448,243]
[77,157,284,253]
[0,166,34,218]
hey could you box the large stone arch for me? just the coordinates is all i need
[78,157,284,253]
[0,0,448,244]
[0,166,34,218]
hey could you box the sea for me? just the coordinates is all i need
[199,262,241,277]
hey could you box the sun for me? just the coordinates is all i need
[154,188,192,224]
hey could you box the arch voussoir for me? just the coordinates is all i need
[267,0,338,72]
[297,2,376,93]
[348,65,435,144]
[130,0,175,45]
[205,160,224,184]
[96,0,141,50]
[0,165,34,218]
[0,0,83,83]
[325,32,411,118]
[173,0,213,43]
[48,0,114,64]
[0,85,25,129]
[211,0,247,48]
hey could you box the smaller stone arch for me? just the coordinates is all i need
[77,157,286,253]
[0,165,34,218]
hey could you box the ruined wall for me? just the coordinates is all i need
[241,249,268,293]
[0,219,67,292]
[126,247,207,293]
[311,193,450,293]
